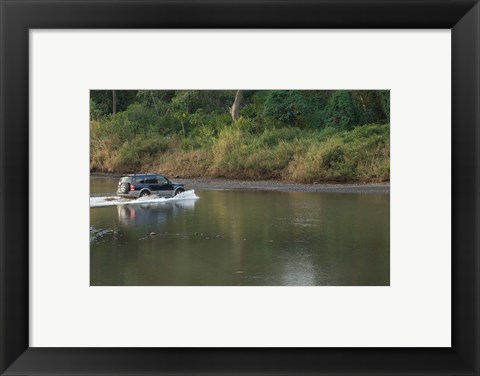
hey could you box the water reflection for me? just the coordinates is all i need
[281,256,318,286]
[117,199,197,227]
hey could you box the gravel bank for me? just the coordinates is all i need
[179,178,389,194]
[91,173,389,194]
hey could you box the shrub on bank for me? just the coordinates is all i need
[90,121,389,183]
[112,135,171,171]
[285,124,389,182]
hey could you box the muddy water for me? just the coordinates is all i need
[90,177,389,286]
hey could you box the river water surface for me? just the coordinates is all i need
[90,177,389,286]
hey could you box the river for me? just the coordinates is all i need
[90,177,389,286]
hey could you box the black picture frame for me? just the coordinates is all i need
[1,0,479,375]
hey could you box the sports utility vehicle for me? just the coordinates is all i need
[117,174,185,198]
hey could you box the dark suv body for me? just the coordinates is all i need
[117,174,185,198]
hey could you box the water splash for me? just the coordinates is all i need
[90,190,199,208]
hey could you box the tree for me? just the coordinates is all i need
[230,90,243,121]
[322,91,358,130]
[263,90,309,125]
[90,90,138,119]
[112,90,117,115]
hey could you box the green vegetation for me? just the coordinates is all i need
[90,90,389,183]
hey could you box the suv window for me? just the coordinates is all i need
[157,176,167,185]
[144,177,158,184]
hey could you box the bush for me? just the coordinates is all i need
[321,91,359,130]
[257,127,301,147]
[90,99,104,121]
[263,91,309,125]
[112,135,171,171]
[284,124,389,182]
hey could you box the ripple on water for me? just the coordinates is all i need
[90,226,119,243]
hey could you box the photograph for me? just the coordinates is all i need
[90,89,390,286]
[4,0,479,373]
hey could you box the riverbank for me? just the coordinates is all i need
[91,124,390,184]
[91,173,389,194]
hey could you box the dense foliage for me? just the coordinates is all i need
[90,90,389,182]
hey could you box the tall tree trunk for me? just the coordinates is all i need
[150,92,160,116]
[112,90,117,115]
[230,90,243,121]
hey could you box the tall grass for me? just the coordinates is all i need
[91,122,389,183]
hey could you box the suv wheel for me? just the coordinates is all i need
[139,190,151,198]
[174,188,185,196]
[119,182,130,194]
